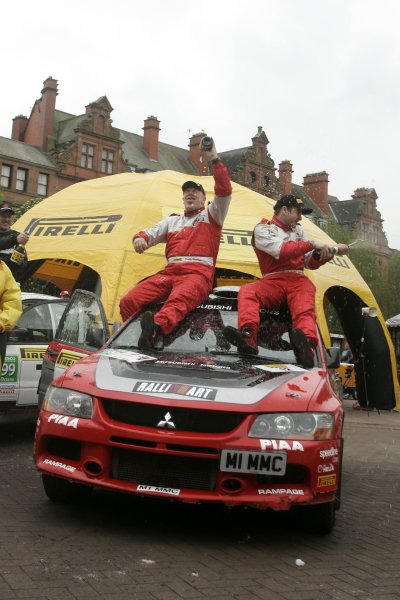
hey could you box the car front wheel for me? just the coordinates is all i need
[42,474,93,504]
[300,500,336,534]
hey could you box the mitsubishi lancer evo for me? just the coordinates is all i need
[34,287,343,534]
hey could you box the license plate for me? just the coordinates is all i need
[220,449,287,475]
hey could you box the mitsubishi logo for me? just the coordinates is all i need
[157,411,176,429]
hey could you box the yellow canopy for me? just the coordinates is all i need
[14,170,398,409]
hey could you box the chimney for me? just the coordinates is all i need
[279,160,293,195]
[189,132,208,174]
[40,77,58,151]
[143,116,160,160]
[352,187,377,201]
[12,115,28,141]
[303,171,329,214]
[22,77,57,150]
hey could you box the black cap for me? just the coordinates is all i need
[182,181,205,195]
[274,194,313,215]
[0,200,15,214]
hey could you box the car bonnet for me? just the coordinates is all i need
[87,348,316,408]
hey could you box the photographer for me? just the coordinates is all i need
[0,201,30,281]
[119,138,232,350]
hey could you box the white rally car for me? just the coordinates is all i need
[1,293,68,412]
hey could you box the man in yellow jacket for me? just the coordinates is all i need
[0,260,22,370]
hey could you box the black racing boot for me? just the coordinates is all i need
[290,328,315,368]
[153,323,164,351]
[138,311,164,351]
[223,326,258,355]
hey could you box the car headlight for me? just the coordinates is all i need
[248,413,334,440]
[42,386,93,418]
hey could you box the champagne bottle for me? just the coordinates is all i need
[10,242,26,265]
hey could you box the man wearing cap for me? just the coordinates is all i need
[224,194,349,367]
[119,140,232,350]
[0,201,29,280]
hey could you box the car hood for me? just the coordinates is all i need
[61,348,322,411]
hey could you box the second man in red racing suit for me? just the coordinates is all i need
[119,140,232,350]
[223,194,348,367]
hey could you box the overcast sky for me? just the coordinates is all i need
[2,0,399,248]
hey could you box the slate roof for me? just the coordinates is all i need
[0,136,57,170]
[329,198,363,225]
[118,129,197,175]
[51,110,197,175]
[54,114,86,146]
[54,109,75,123]
[219,147,251,174]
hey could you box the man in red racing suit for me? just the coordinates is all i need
[224,194,348,367]
[119,140,232,350]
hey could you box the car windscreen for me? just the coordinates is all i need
[108,302,298,363]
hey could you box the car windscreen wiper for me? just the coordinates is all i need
[107,344,140,350]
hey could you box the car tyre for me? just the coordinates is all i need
[42,474,92,504]
[299,500,336,534]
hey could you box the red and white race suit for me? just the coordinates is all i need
[238,215,330,346]
[119,161,232,334]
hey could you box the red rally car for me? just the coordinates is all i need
[34,287,343,534]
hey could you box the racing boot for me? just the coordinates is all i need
[153,323,164,351]
[222,326,258,355]
[138,311,164,351]
[290,328,314,369]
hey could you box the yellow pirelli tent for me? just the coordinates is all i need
[14,171,399,410]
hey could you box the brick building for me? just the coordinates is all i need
[0,76,391,260]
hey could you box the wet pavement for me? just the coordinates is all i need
[0,403,399,600]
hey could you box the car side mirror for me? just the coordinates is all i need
[326,347,341,369]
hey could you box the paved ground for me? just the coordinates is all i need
[0,404,399,600]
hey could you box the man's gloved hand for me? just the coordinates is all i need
[312,241,332,260]
[133,237,148,254]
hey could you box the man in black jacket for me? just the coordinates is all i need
[0,201,29,280]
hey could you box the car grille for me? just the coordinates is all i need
[112,448,217,490]
[101,399,245,433]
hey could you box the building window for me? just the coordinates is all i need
[372,227,379,245]
[37,173,49,196]
[362,223,369,241]
[81,143,95,169]
[1,164,12,188]
[101,149,114,174]
[16,168,28,192]
[249,171,256,185]
[263,175,270,188]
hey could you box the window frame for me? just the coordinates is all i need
[249,171,257,185]
[101,148,114,174]
[37,172,49,196]
[80,143,95,169]
[1,164,12,188]
[16,167,28,192]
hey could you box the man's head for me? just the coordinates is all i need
[273,194,313,226]
[182,181,206,213]
[0,201,15,232]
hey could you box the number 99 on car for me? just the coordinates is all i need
[1,356,18,382]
